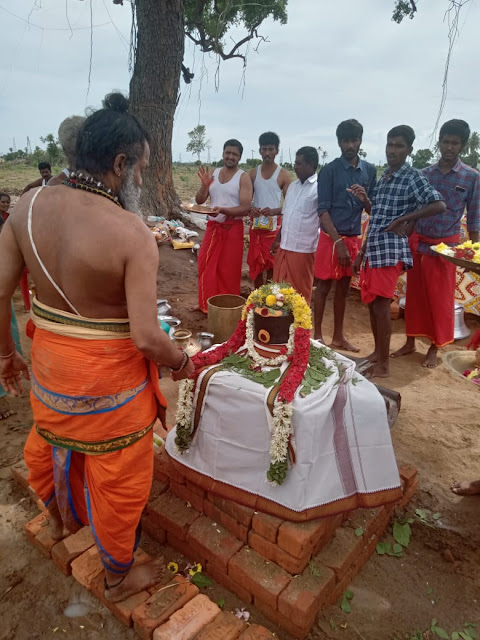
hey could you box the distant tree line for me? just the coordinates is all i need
[1,134,66,167]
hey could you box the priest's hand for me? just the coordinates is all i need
[197,166,214,188]
[0,351,30,397]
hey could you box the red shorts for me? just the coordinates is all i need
[315,233,361,280]
[360,260,403,304]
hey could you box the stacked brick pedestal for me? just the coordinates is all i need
[144,448,418,638]
[13,452,417,639]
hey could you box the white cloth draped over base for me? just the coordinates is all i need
[166,341,401,514]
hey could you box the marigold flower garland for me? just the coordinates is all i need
[174,284,314,485]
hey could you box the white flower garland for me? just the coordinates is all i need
[245,309,295,367]
[270,399,293,460]
[174,378,195,454]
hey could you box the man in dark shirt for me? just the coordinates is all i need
[353,125,445,378]
[392,119,480,368]
[314,119,376,351]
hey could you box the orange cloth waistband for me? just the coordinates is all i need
[30,328,166,449]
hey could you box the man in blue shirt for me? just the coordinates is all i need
[314,120,376,352]
[392,119,480,368]
[353,125,445,378]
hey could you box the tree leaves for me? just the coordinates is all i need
[393,521,411,548]
[340,590,354,613]
[190,572,212,588]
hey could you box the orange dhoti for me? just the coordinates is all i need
[247,228,278,281]
[273,248,315,303]
[24,299,166,575]
[198,219,244,313]
[404,232,459,348]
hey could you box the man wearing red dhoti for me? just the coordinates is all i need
[313,120,376,352]
[353,125,445,378]
[0,93,194,603]
[195,140,253,313]
[272,147,320,304]
[247,132,291,288]
[392,120,480,368]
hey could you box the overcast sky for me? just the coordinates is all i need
[1,0,479,166]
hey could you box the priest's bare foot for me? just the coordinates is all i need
[0,409,16,421]
[365,363,389,379]
[365,351,378,363]
[313,334,325,344]
[422,345,438,368]
[451,480,480,496]
[105,560,164,603]
[330,337,360,353]
[391,338,416,358]
[48,512,65,541]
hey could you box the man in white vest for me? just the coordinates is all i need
[195,139,253,313]
[247,132,291,288]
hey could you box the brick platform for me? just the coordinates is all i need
[144,453,417,638]
[13,453,417,640]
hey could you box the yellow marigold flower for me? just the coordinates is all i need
[167,562,179,574]
[188,562,202,576]
[434,243,449,253]
[265,294,277,306]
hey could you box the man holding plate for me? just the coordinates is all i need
[392,119,480,368]
[195,139,253,313]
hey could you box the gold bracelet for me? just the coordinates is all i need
[0,350,15,359]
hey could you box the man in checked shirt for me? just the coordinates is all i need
[353,125,445,378]
[392,120,480,368]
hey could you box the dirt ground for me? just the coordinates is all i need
[1,228,479,640]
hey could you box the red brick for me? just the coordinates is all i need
[27,486,46,511]
[254,596,312,639]
[228,547,290,610]
[153,448,174,483]
[30,523,57,557]
[251,513,283,543]
[166,532,205,566]
[132,575,199,640]
[399,465,418,488]
[238,624,275,640]
[186,516,243,573]
[314,526,364,580]
[152,594,220,640]
[195,610,247,640]
[328,533,379,605]
[204,500,249,544]
[141,512,167,545]
[10,459,30,490]
[206,562,253,604]
[51,527,95,575]
[25,511,49,543]
[344,507,388,541]
[311,513,343,555]
[71,545,104,588]
[397,478,418,508]
[170,479,205,513]
[248,530,309,575]
[148,491,200,540]
[149,479,170,503]
[277,515,338,559]
[207,493,254,528]
[90,571,150,626]
[278,563,335,620]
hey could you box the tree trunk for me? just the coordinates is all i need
[129,0,184,218]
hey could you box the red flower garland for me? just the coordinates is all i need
[278,328,311,403]
[190,307,252,373]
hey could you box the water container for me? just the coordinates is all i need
[207,294,245,344]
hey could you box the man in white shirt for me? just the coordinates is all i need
[272,147,319,303]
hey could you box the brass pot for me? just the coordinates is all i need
[171,329,201,357]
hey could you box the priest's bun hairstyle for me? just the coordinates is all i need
[75,92,149,175]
